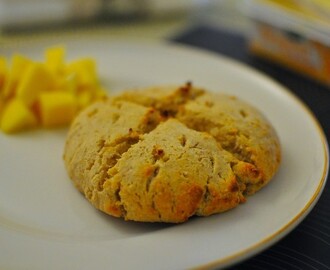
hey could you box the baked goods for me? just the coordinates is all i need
[63,83,281,223]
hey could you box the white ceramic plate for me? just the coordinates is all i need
[0,38,328,270]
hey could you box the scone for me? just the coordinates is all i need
[63,83,281,223]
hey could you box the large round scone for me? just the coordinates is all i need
[64,83,281,223]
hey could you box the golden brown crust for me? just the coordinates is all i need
[63,83,281,223]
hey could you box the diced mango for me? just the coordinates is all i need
[10,54,32,78]
[0,46,108,134]
[39,91,77,127]
[0,97,4,116]
[3,54,32,99]
[58,73,78,94]
[77,89,93,109]
[0,99,37,133]
[95,87,107,99]
[66,58,97,87]
[0,57,7,90]
[45,46,65,75]
[16,63,56,106]
[76,86,107,109]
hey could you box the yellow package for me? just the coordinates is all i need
[244,0,330,86]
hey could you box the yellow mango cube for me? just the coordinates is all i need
[0,57,7,90]
[58,73,78,94]
[45,46,65,75]
[76,86,107,109]
[95,87,107,99]
[66,58,97,87]
[16,63,56,106]
[0,99,37,133]
[0,97,4,117]
[39,91,77,127]
[77,90,93,109]
[3,54,32,99]
[10,54,32,78]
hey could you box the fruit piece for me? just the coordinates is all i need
[3,54,32,99]
[16,63,56,106]
[95,87,107,99]
[0,97,4,118]
[58,73,78,94]
[77,89,93,109]
[66,58,97,87]
[45,46,65,75]
[76,86,107,109]
[0,57,7,90]
[39,91,77,127]
[0,99,37,133]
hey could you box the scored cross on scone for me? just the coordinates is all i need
[63,83,281,223]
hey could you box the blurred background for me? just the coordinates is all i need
[0,0,249,37]
[1,0,330,86]
[0,0,246,31]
